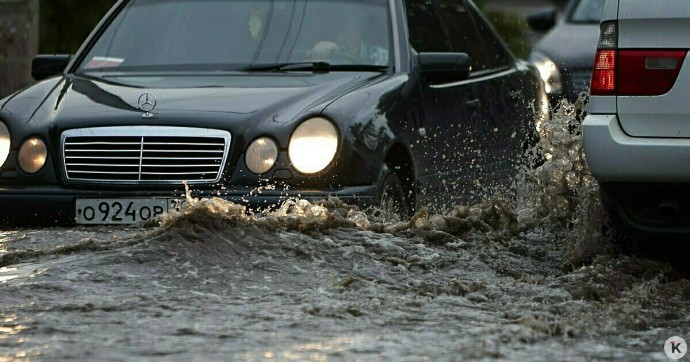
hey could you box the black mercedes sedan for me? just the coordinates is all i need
[0,0,548,225]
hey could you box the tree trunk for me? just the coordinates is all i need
[0,0,39,99]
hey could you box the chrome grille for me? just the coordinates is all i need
[62,127,232,184]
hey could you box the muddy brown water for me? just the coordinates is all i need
[1,99,688,361]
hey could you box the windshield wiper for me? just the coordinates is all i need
[245,62,330,72]
[243,62,388,73]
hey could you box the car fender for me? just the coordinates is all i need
[321,73,418,186]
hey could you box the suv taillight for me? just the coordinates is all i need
[591,49,616,95]
[590,22,617,96]
[590,21,687,96]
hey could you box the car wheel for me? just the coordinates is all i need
[603,205,688,260]
[600,190,659,257]
[603,206,642,255]
[378,169,410,221]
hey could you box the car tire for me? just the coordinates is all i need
[599,187,643,254]
[603,204,689,261]
[378,168,411,221]
[603,205,643,255]
[600,189,669,257]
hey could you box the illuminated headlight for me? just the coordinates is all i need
[529,51,563,94]
[288,117,338,174]
[0,123,9,168]
[18,137,47,174]
[246,137,278,174]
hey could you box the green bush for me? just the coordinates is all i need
[473,0,532,59]
[484,9,531,59]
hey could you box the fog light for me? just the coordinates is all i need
[0,123,9,168]
[246,137,278,174]
[18,137,47,174]
[289,117,338,174]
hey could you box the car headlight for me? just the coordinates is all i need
[18,137,47,174]
[0,123,9,168]
[529,51,563,94]
[289,117,338,174]
[246,137,278,174]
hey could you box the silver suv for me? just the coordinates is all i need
[583,0,690,236]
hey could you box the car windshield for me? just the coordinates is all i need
[568,0,605,24]
[78,0,391,73]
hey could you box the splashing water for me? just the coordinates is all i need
[161,95,604,257]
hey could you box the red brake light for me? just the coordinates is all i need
[590,21,618,96]
[618,50,686,96]
[590,50,617,95]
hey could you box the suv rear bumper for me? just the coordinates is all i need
[583,114,690,182]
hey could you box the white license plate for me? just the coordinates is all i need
[75,198,187,225]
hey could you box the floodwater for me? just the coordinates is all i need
[1,99,689,361]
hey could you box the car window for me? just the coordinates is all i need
[467,4,513,71]
[568,0,606,24]
[436,0,488,72]
[404,0,453,53]
[78,0,391,73]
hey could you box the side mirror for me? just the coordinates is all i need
[418,52,470,85]
[32,55,72,81]
[527,9,557,32]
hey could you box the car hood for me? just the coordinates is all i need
[9,72,381,130]
[534,23,600,71]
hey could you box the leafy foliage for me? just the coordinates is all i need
[473,0,532,59]
[483,10,531,59]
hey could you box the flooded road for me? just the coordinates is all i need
[1,100,689,361]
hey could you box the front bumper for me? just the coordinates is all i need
[583,114,690,183]
[0,185,378,225]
